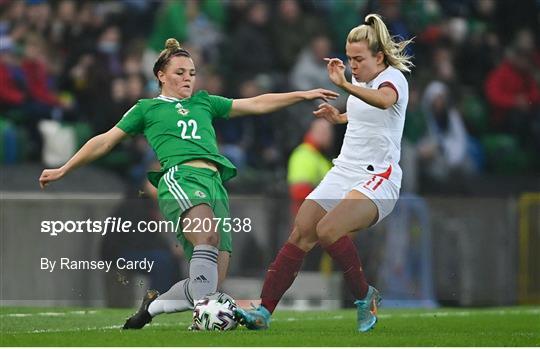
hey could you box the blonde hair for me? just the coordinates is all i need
[153,38,191,87]
[347,14,414,73]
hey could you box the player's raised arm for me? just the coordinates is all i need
[229,88,339,118]
[325,57,397,110]
[38,126,128,189]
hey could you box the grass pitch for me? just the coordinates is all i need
[1,306,539,346]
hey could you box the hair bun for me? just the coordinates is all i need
[165,38,181,50]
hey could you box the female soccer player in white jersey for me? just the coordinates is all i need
[236,14,413,332]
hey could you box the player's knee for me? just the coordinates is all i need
[315,219,338,245]
[288,228,306,248]
[288,228,302,246]
[194,231,220,247]
[288,221,317,251]
[207,232,220,247]
[294,215,317,238]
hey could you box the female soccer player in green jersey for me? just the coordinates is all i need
[39,38,338,329]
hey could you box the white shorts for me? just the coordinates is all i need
[306,165,400,225]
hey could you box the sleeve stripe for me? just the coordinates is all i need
[378,81,399,101]
[122,104,137,118]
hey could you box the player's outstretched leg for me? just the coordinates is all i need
[236,200,324,330]
[234,242,306,330]
[123,289,160,329]
[234,239,308,330]
[123,278,195,330]
[354,285,382,332]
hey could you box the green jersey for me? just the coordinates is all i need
[116,90,237,183]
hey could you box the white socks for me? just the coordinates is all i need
[148,244,219,316]
[189,245,219,301]
[148,278,193,316]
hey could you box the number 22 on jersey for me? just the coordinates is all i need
[177,119,201,140]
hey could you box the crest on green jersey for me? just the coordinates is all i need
[195,190,206,198]
[175,103,189,116]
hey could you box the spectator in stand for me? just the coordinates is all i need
[7,33,73,160]
[48,0,81,57]
[290,34,345,143]
[125,74,147,104]
[0,1,27,42]
[401,83,427,194]
[328,0,368,50]
[0,36,24,113]
[369,0,413,55]
[226,1,274,91]
[123,51,145,77]
[484,29,540,151]
[291,34,339,94]
[287,118,333,215]
[430,45,456,85]
[493,0,539,45]
[21,33,68,114]
[418,81,478,190]
[184,0,224,66]
[25,0,51,35]
[237,78,280,169]
[455,0,502,95]
[143,0,225,81]
[98,77,130,135]
[455,21,500,96]
[84,24,123,133]
[271,0,323,72]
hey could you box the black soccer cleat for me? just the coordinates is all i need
[122,289,160,330]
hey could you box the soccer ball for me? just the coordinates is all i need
[192,292,238,331]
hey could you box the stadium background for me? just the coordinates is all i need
[1,0,539,313]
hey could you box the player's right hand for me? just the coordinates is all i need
[39,168,66,189]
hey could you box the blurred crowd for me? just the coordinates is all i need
[1,0,539,194]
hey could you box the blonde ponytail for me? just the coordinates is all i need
[347,14,414,73]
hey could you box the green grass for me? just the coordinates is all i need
[1,306,539,346]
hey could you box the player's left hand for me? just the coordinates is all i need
[324,58,347,87]
[313,102,347,124]
[303,88,339,102]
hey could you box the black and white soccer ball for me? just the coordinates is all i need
[192,292,238,331]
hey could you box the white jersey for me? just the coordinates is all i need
[333,66,409,187]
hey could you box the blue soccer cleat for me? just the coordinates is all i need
[235,304,271,330]
[354,286,382,332]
